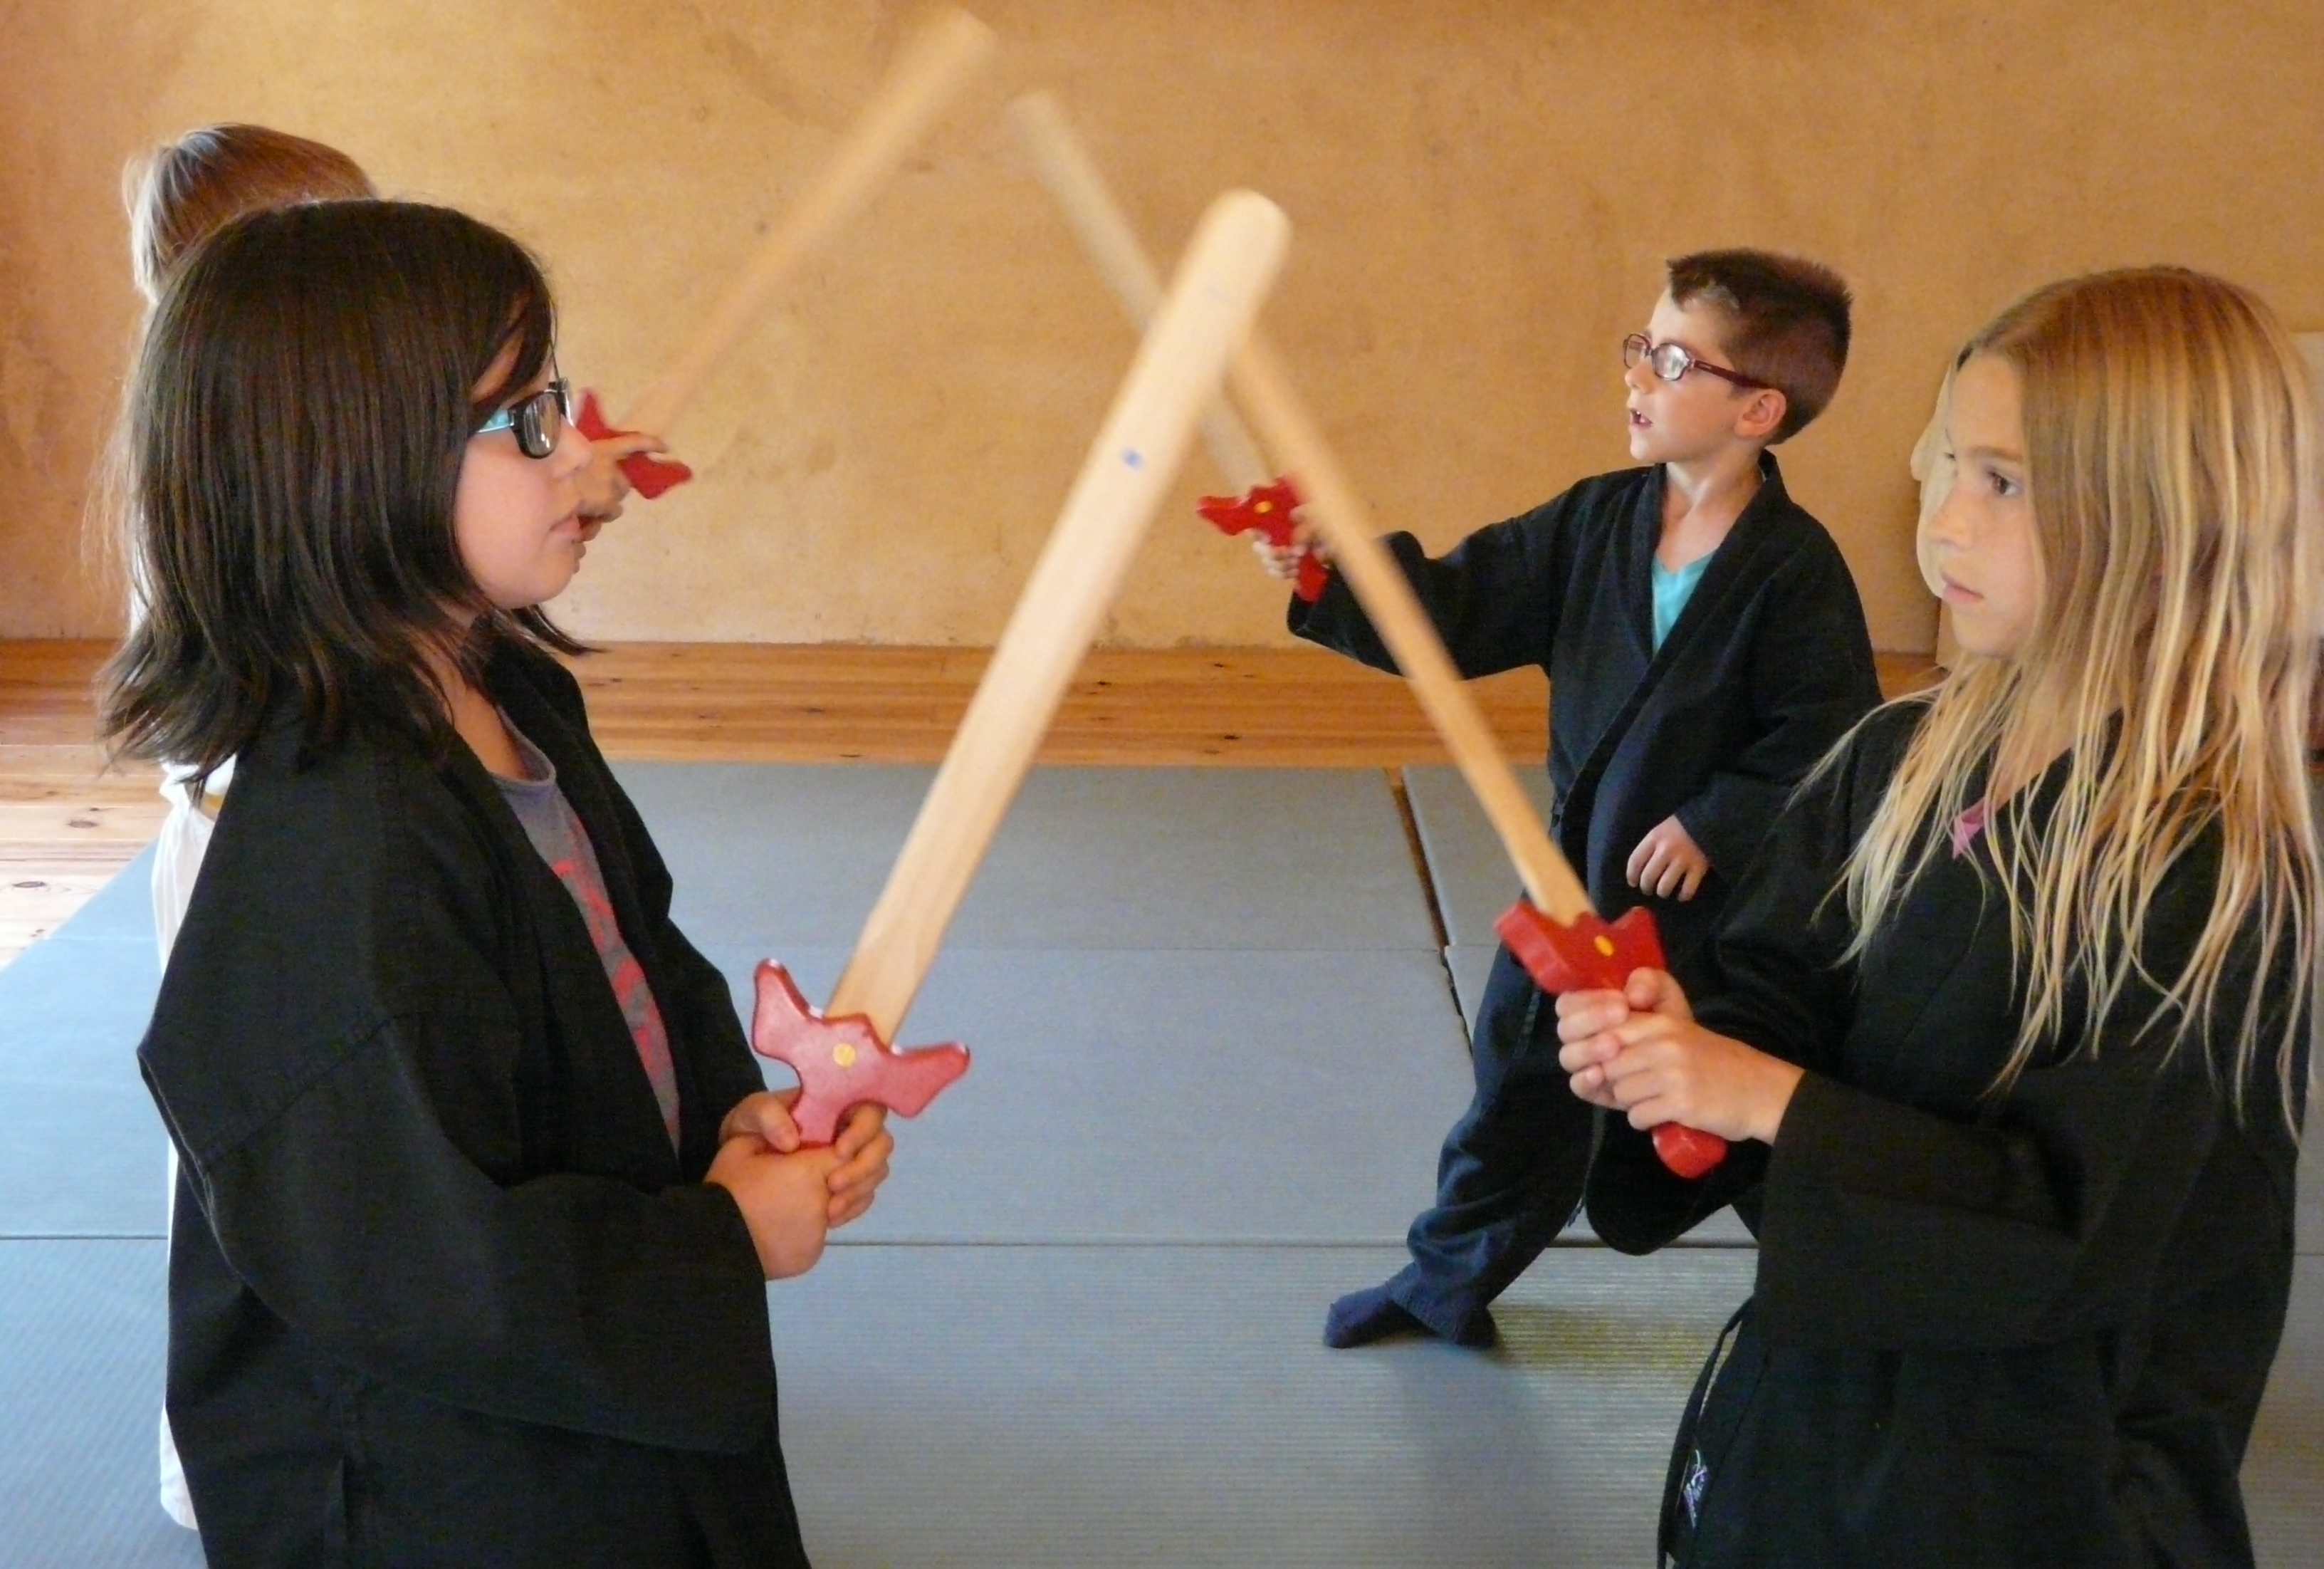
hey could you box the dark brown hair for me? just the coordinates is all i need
[125,125,377,303]
[1665,249,1853,441]
[103,200,576,787]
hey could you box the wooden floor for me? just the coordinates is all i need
[0,640,1940,969]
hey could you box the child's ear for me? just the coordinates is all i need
[1735,387,1787,443]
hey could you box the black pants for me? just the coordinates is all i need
[1381,942,1598,1336]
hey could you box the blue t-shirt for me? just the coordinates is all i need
[1652,551,1716,650]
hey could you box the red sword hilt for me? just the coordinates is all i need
[748,963,971,1147]
[575,389,696,500]
[1492,900,1729,1179]
[1197,476,1330,602]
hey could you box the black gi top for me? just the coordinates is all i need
[140,638,808,1568]
[1290,456,1880,988]
[1591,702,2308,1567]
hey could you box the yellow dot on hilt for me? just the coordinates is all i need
[1254,500,1274,514]
[1593,936,1616,957]
[833,1043,858,1068]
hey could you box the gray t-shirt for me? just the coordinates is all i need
[492,721,681,1149]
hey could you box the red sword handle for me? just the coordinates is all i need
[1493,900,1730,1179]
[575,389,696,500]
[1196,476,1330,602]
[748,963,971,1147]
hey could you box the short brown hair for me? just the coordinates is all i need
[1665,249,1851,442]
[124,125,375,303]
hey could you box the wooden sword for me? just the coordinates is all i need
[579,7,1000,499]
[1007,97,1724,1177]
[752,188,1294,1142]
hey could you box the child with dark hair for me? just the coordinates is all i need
[108,199,884,1568]
[1274,249,1881,1349]
[120,123,674,1529]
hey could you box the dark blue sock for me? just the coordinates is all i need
[1324,1283,1497,1349]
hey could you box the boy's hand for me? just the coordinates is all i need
[577,432,671,532]
[1555,969,1799,1144]
[1250,521,1329,582]
[705,1137,840,1279]
[1627,815,1710,900]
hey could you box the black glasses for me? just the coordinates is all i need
[1622,333,1769,391]
[473,377,572,459]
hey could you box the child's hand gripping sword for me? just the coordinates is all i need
[579,8,1001,501]
[752,189,1293,1143]
[1004,92,1326,602]
[1007,96,1725,1178]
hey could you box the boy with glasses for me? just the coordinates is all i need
[1272,249,1881,1349]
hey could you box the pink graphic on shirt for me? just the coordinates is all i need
[552,857,682,1145]
[1950,799,1990,859]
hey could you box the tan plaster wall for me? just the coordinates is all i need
[5,1,2323,651]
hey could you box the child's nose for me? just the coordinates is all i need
[552,418,591,475]
[1925,482,1970,546]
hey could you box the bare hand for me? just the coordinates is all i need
[824,1105,893,1228]
[720,1089,805,1152]
[720,1094,893,1226]
[1250,517,1328,582]
[704,1137,839,1280]
[1626,815,1710,901]
[1555,969,1800,1144]
[577,432,671,532]
[1555,968,1690,1109]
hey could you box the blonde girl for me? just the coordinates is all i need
[1559,267,2317,1565]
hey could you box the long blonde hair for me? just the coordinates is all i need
[1843,268,2318,1115]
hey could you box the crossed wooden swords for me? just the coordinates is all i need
[587,9,1724,1179]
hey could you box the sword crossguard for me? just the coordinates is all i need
[1492,900,1729,1179]
[748,963,971,1147]
[575,389,696,499]
[1196,476,1329,602]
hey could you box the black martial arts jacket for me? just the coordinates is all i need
[140,637,808,1568]
[1591,702,2308,1567]
[1290,456,1880,989]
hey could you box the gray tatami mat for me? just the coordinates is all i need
[10,765,2322,1567]
[8,1241,2322,1567]
[627,763,1436,954]
[704,943,1472,1244]
[0,1240,205,1567]
[0,909,168,1239]
[774,1243,1754,1569]
[1446,941,1496,1033]
[1402,764,1554,947]
[2245,1256,2324,1564]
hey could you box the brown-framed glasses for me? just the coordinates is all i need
[1622,333,1769,390]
